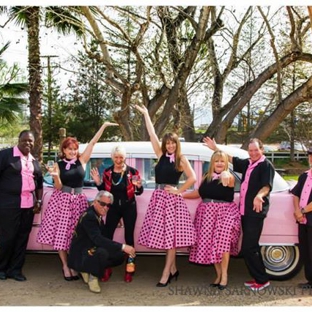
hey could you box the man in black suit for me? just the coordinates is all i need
[68,190,136,293]
[0,130,43,282]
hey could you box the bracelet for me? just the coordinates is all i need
[121,244,126,251]
[301,208,306,215]
[36,200,42,205]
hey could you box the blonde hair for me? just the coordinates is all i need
[111,145,126,158]
[203,150,229,181]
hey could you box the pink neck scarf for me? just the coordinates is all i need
[63,158,77,170]
[166,152,175,163]
[212,172,221,180]
[300,170,312,208]
[239,155,266,215]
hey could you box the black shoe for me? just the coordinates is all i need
[71,275,80,281]
[7,273,26,282]
[62,270,73,281]
[169,270,179,282]
[218,284,227,290]
[0,272,7,280]
[298,282,312,289]
[209,283,220,288]
[156,276,171,287]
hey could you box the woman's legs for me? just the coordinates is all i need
[122,202,137,246]
[212,252,230,285]
[213,263,222,284]
[59,250,71,277]
[220,252,230,286]
[159,248,176,284]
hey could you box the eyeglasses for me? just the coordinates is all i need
[97,200,110,208]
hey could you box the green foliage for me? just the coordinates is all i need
[283,175,299,181]
[42,50,121,144]
[42,81,68,147]
[0,42,28,126]
[66,51,120,141]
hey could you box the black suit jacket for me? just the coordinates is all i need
[68,206,123,272]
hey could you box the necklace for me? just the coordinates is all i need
[111,166,126,186]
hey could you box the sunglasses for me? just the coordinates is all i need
[97,200,111,208]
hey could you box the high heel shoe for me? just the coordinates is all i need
[218,284,227,290]
[169,270,180,282]
[124,272,133,283]
[101,268,112,282]
[70,269,80,280]
[62,269,73,281]
[156,276,171,287]
[209,283,220,288]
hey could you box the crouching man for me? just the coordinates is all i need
[68,190,136,293]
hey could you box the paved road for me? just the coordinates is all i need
[1,253,312,307]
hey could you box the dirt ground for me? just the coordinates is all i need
[1,254,312,308]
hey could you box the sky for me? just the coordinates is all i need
[0,2,310,127]
[0,14,80,90]
[1,1,308,68]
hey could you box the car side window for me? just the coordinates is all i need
[85,158,113,185]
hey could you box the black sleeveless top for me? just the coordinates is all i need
[155,154,183,185]
[198,178,234,202]
[59,159,85,188]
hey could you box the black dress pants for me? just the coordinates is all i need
[298,224,312,282]
[74,247,125,278]
[0,208,34,275]
[105,200,137,246]
[241,215,269,284]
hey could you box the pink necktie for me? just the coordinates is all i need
[166,152,175,163]
[63,158,77,170]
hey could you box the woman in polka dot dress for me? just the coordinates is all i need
[183,150,241,290]
[135,104,196,287]
[37,122,118,281]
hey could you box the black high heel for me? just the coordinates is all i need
[209,283,220,287]
[218,284,227,290]
[62,269,73,281]
[70,269,80,281]
[169,270,180,282]
[156,275,171,287]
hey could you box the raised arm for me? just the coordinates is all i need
[202,136,233,163]
[134,104,162,158]
[79,122,119,165]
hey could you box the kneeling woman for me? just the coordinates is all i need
[183,150,241,290]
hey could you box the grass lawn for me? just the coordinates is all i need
[283,175,298,181]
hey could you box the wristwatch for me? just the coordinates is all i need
[301,208,306,215]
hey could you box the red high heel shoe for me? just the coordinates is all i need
[101,268,112,282]
[124,272,133,283]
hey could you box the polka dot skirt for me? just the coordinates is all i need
[37,189,88,250]
[189,201,241,264]
[138,189,196,249]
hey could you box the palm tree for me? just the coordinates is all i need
[0,6,84,161]
[0,41,28,124]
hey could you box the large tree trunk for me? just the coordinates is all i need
[204,52,312,144]
[243,75,312,148]
[26,7,42,161]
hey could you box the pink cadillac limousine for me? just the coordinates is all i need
[27,141,300,281]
